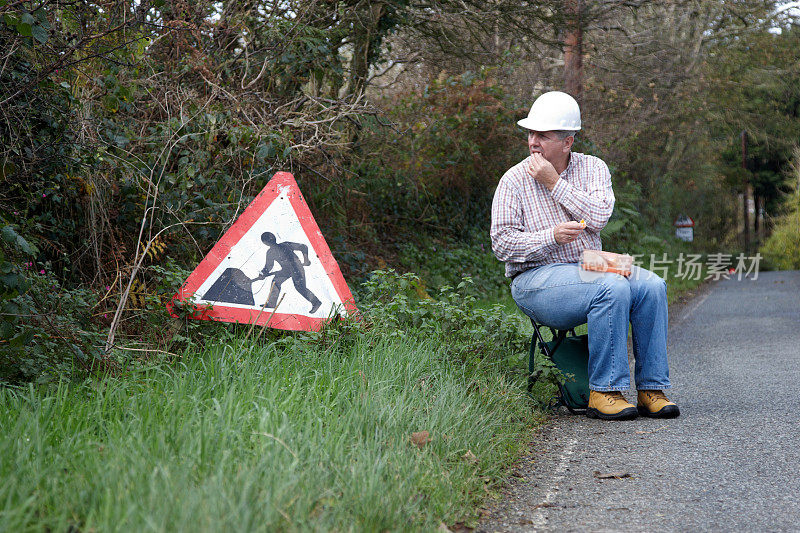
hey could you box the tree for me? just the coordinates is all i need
[708,24,800,222]
[574,0,785,246]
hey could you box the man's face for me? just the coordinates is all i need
[527,130,572,163]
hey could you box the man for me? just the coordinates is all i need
[255,232,322,314]
[490,91,679,421]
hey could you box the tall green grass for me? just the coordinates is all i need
[0,329,541,532]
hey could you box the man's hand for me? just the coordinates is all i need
[554,221,585,245]
[253,270,271,282]
[527,152,560,190]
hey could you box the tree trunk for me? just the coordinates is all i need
[754,193,760,241]
[349,3,386,97]
[742,130,750,253]
[564,0,583,102]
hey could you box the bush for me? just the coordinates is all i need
[396,230,508,299]
[1,223,102,383]
[326,69,524,282]
[358,270,526,359]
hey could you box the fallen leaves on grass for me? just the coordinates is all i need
[462,450,478,464]
[410,430,430,449]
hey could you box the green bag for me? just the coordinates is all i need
[528,326,590,413]
[546,334,590,412]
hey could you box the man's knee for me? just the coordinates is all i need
[596,274,631,304]
[633,268,667,290]
[640,275,667,299]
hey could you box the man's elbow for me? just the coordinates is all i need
[490,234,511,262]
[587,205,614,231]
[592,216,613,232]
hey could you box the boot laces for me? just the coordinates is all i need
[606,391,626,405]
[645,390,668,401]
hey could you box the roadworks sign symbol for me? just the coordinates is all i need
[169,172,357,331]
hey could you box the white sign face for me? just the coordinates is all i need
[193,187,345,318]
[676,227,694,242]
[172,172,357,331]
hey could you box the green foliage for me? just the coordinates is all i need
[0,224,38,353]
[709,26,800,217]
[350,71,522,242]
[0,223,101,383]
[354,269,567,401]
[2,5,50,44]
[358,269,529,363]
[396,231,508,299]
[760,209,800,270]
[760,158,800,270]
[598,178,647,253]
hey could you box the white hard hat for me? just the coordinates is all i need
[517,91,581,132]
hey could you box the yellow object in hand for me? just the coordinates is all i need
[579,219,586,228]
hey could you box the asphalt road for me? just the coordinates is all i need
[478,270,800,533]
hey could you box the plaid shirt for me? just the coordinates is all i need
[490,152,615,277]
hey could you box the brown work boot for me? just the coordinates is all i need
[586,391,638,420]
[637,390,680,419]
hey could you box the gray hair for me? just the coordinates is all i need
[554,130,577,140]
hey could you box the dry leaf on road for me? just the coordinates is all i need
[593,470,632,479]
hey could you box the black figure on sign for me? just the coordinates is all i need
[201,233,322,314]
[253,232,322,313]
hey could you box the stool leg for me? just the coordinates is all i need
[528,335,537,393]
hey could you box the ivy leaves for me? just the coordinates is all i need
[0,224,37,359]
[2,7,50,44]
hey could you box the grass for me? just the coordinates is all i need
[0,258,710,532]
[0,328,544,532]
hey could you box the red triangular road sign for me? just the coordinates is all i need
[169,172,357,331]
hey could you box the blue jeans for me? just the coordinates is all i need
[511,262,671,392]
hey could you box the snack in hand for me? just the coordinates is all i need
[579,219,586,228]
[581,249,633,277]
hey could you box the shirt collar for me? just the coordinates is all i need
[560,152,575,178]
